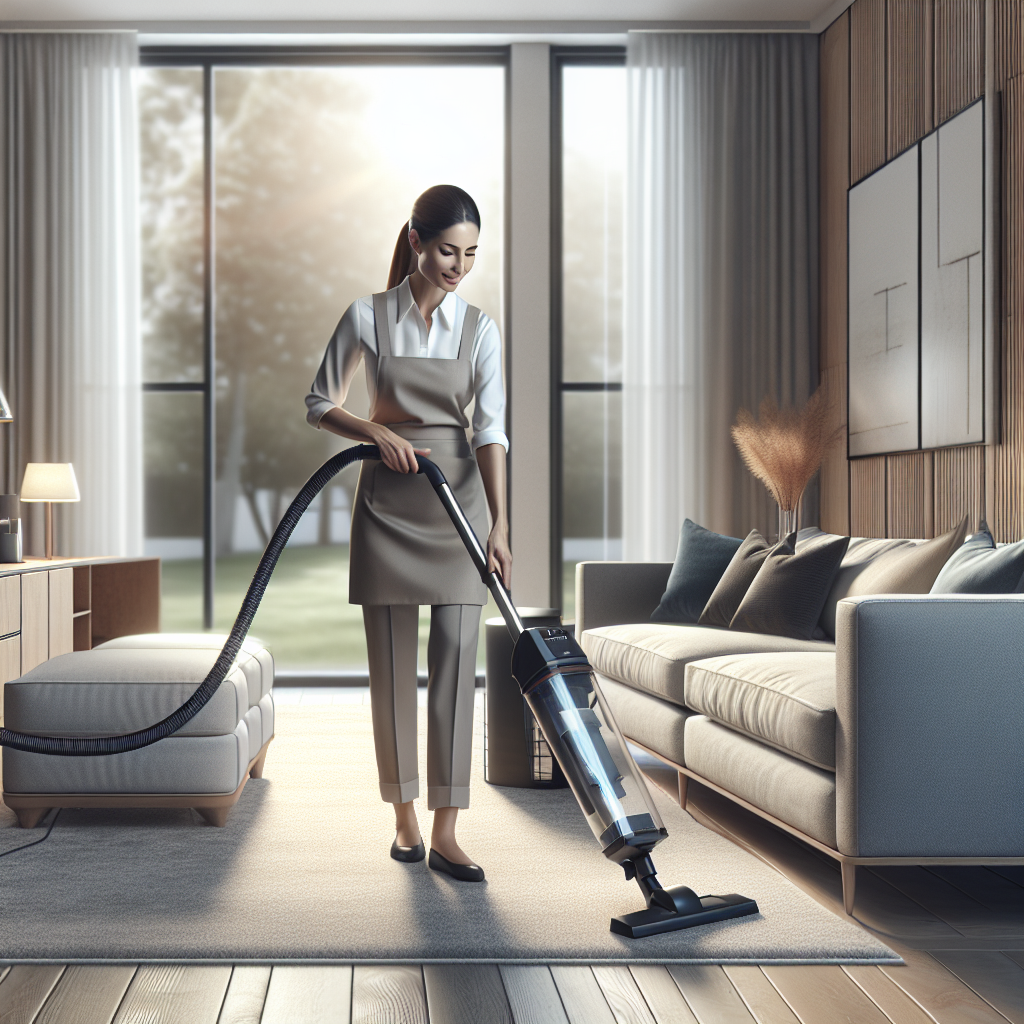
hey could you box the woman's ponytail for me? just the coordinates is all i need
[387,222,416,290]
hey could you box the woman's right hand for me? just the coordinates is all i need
[368,424,430,474]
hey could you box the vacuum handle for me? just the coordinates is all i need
[417,455,524,640]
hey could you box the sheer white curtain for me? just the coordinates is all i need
[0,32,142,558]
[624,33,819,560]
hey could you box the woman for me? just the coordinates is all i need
[305,185,510,882]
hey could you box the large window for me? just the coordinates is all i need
[140,56,505,669]
[556,58,626,618]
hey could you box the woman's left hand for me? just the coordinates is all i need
[487,523,512,587]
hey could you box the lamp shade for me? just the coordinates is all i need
[20,463,80,503]
[0,387,12,423]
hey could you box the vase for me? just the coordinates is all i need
[778,505,798,540]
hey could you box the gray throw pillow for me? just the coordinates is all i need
[818,516,969,638]
[730,532,850,641]
[698,530,772,629]
[651,519,743,623]
[931,524,1024,594]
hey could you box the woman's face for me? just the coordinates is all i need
[409,221,479,293]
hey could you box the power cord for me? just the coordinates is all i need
[0,809,61,859]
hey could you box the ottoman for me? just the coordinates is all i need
[2,634,274,828]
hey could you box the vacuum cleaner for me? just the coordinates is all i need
[0,444,757,938]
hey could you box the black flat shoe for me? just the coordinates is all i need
[428,847,485,882]
[390,837,425,863]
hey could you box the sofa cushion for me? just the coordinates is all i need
[651,519,743,623]
[684,652,837,770]
[580,622,834,709]
[4,649,249,737]
[596,675,694,766]
[683,716,837,848]
[931,526,1024,594]
[730,533,850,640]
[698,530,772,628]
[96,633,274,709]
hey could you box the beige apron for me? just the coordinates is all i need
[349,288,490,606]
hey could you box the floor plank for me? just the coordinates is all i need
[878,948,1014,1024]
[761,965,891,1024]
[0,966,65,1022]
[665,965,757,1024]
[261,966,352,1024]
[721,966,800,1024]
[500,965,569,1024]
[874,868,1024,939]
[841,965,937,1024]
[112,966,232,1024]
[629,966,700,1024]
[928,951,1024,1024]
[550,967,616,1024]
[926,868,1024,915]
[34,965,136,1024]
[423,964,512,1024]
[1005,952,1024,971]
[217,966,271,1024]
[592,966,657,1024]
[352,965,427,1024]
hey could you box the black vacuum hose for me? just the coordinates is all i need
[0,443,384,757]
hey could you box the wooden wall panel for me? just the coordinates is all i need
[888,0,933,156]
[886,452,930,538]
[850,457,887,536]
[993,0,1024,89]
[991,74,1024,542]
[821,13,850,372]
[850,0,887,182]
[935,0,984,124]
[820,365,850,535]
[934,446,985,534]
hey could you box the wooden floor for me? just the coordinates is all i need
[0,760,1021,1023]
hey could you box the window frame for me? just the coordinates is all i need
[549,47,626,610]
[139,45,509,628]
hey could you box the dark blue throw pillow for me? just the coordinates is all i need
[651,519,743,623]
[930,524,1024,594]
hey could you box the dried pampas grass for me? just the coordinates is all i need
[731,389,843,512]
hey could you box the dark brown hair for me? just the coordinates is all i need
[386,184,481,290]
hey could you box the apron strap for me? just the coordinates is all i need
[371,291,393,360]
[458,305,480,361]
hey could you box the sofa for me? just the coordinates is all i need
[575,534,1024,913]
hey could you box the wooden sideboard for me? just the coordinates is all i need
[0,557,160,720]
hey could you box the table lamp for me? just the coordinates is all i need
[20,463,80,559]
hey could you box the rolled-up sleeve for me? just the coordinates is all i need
[305,302,364,429]
[471,314,508,451]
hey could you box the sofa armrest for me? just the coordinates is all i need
[835,594,1024,858]
[574,561,672,637]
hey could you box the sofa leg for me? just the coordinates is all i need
[15,807,50,829]
[195,806,229,827]
[249,747,268,779]
[841,861,856,915]
[677,772,689,809]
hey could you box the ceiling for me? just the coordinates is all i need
[0,0,853,36]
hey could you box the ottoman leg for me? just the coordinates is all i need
[195,806,230,827]
[15,807,51,829]
[249,747,269,779]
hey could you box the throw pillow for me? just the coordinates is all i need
[931,523,1024,594]
[818,516,969,637]
[650,519,743,623]
[698,530,772,628]
[730,532,850,640]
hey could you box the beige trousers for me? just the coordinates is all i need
[363,604,480,809]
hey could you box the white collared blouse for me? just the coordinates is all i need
[305,277,508,451]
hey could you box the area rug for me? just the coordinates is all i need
[0,703,898,964]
